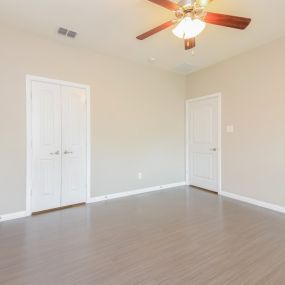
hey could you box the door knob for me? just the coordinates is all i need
[64,150,73,155]
[210,148,217,152]
[50,150,60,155]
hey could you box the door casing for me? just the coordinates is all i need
[26,75,91,215]
[185,93,222,194]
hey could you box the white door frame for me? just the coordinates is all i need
[185,93,222,194]
[26,75,91,215]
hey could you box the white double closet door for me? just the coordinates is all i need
[31,80,87,212]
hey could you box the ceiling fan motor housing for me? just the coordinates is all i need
[178,0,195,7]
[175,0,206,20]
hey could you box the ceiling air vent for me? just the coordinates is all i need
[57,27,77,39]
[58,27,68,36]
[174,63,196,74]
[67,30,77,38]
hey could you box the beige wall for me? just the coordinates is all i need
[0,26,186,215]
[3,23,283,217]
[187,37,285,207]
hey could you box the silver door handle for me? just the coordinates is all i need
[50,150,60,155]
[210,148,217,152]
[64,150,73,155]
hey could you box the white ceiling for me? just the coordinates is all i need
[1,0,285,74]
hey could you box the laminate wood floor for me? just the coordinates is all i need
[1,186,285,285]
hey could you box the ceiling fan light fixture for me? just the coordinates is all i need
[172,17,206,39]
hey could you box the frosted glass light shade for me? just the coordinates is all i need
[172,17,206,39]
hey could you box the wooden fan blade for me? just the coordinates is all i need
[147,0,181,11]
[136,20,176,40]
[185,38,195,50]
[205,12,251,30]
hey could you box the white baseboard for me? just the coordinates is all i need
[221,191,285,214]
[2,187,283,222]
[88,182,186,203]
[0,182,185,222]
[0,211,29,222]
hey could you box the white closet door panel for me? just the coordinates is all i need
[31,81,62,212]
[61,86,87,206]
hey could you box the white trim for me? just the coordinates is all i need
[86,85,91,206]
[1,182,185,222]
[0,211,28,222]
[3,188,284,222]
[26,75,91,215]
[185,100,190,186]
[26,76,32,216]
[88,182,186,203]
[185,93,222,194]
[26,75,90,89]
[221,191,285,214]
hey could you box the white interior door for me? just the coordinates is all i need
[31,81,62,212]
[31,80,87,212]
[187,96,219,192]
[61,86,87,207]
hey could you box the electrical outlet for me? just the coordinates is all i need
[138,172,142,180]
[226,125,234,133]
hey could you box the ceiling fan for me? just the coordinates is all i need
[137,0,251,50]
